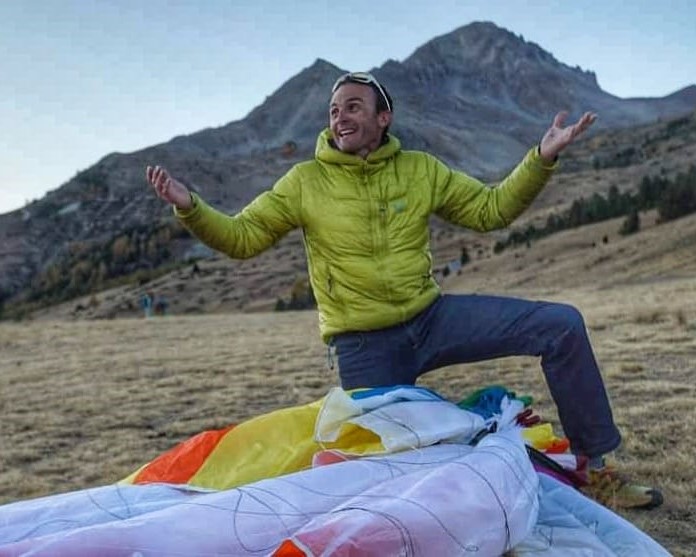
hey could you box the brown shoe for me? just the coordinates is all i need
[583,466,663,510]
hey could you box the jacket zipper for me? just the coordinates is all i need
[364,164,393,303]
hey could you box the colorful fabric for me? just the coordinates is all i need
[458,384,533,417]
[522,422,571,453]
[122,395,371,490]
[0,386,670,556]
[123,386,485,490]
[0,434,668,555]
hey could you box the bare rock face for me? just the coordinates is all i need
[1,22,694,305]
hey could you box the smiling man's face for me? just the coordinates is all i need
[329,83,391,158]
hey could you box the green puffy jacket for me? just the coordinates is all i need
[176,129,557,342]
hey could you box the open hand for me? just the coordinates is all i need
[146,165,193,210]
[540,111,597,162]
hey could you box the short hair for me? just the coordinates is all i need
[331,72,394,138]
[332,72,394,114]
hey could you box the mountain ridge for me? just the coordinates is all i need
[1,21,694,311]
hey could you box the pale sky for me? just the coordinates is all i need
[1,0,695,215]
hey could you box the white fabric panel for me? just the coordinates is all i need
[522,475,671,557]
[286,428,538,556]
[0,434,538,556]
[314,386,486,449]
[0,484,201,542]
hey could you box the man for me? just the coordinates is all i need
[146,71,662,509]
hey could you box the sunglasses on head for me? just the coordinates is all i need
[331,72,392,113]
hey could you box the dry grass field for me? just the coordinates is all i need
[0,104,693,557]
[1,212,696,554]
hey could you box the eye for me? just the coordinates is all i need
[330,107,339,118]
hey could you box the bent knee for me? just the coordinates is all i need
[542,302,586,332]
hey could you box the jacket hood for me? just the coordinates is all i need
[314,128,401,166]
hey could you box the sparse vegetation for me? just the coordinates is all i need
[620,208,640,236]
[495,166,696,253]
[10,221,191,311]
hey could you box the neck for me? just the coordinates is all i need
[350,135,387,159]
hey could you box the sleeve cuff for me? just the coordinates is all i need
[173,192,199,219]
[534,145,559,169]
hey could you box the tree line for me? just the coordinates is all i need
[494,166,696,253]
[20,220,190,308]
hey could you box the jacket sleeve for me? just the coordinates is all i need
[429,147,558,231]
[173,167,303,259]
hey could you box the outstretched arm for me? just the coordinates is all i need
[539,111,597,162]
[145,164,303,260]
[433,111,596,231]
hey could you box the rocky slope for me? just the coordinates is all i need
[1,21,694,309]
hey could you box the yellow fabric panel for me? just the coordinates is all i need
[522,422,564,450]
[120,464,146,485]
[188,397,383,490]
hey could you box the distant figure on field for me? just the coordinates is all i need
[145,71,662,510]
[154,295,169,316]
[139,292,153,318]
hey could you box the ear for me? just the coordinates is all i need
[377,110,392,130]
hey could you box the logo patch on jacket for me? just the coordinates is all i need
[391,199,407,213]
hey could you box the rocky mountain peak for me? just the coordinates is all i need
[403,21,599,95]
[239,59,344,146]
